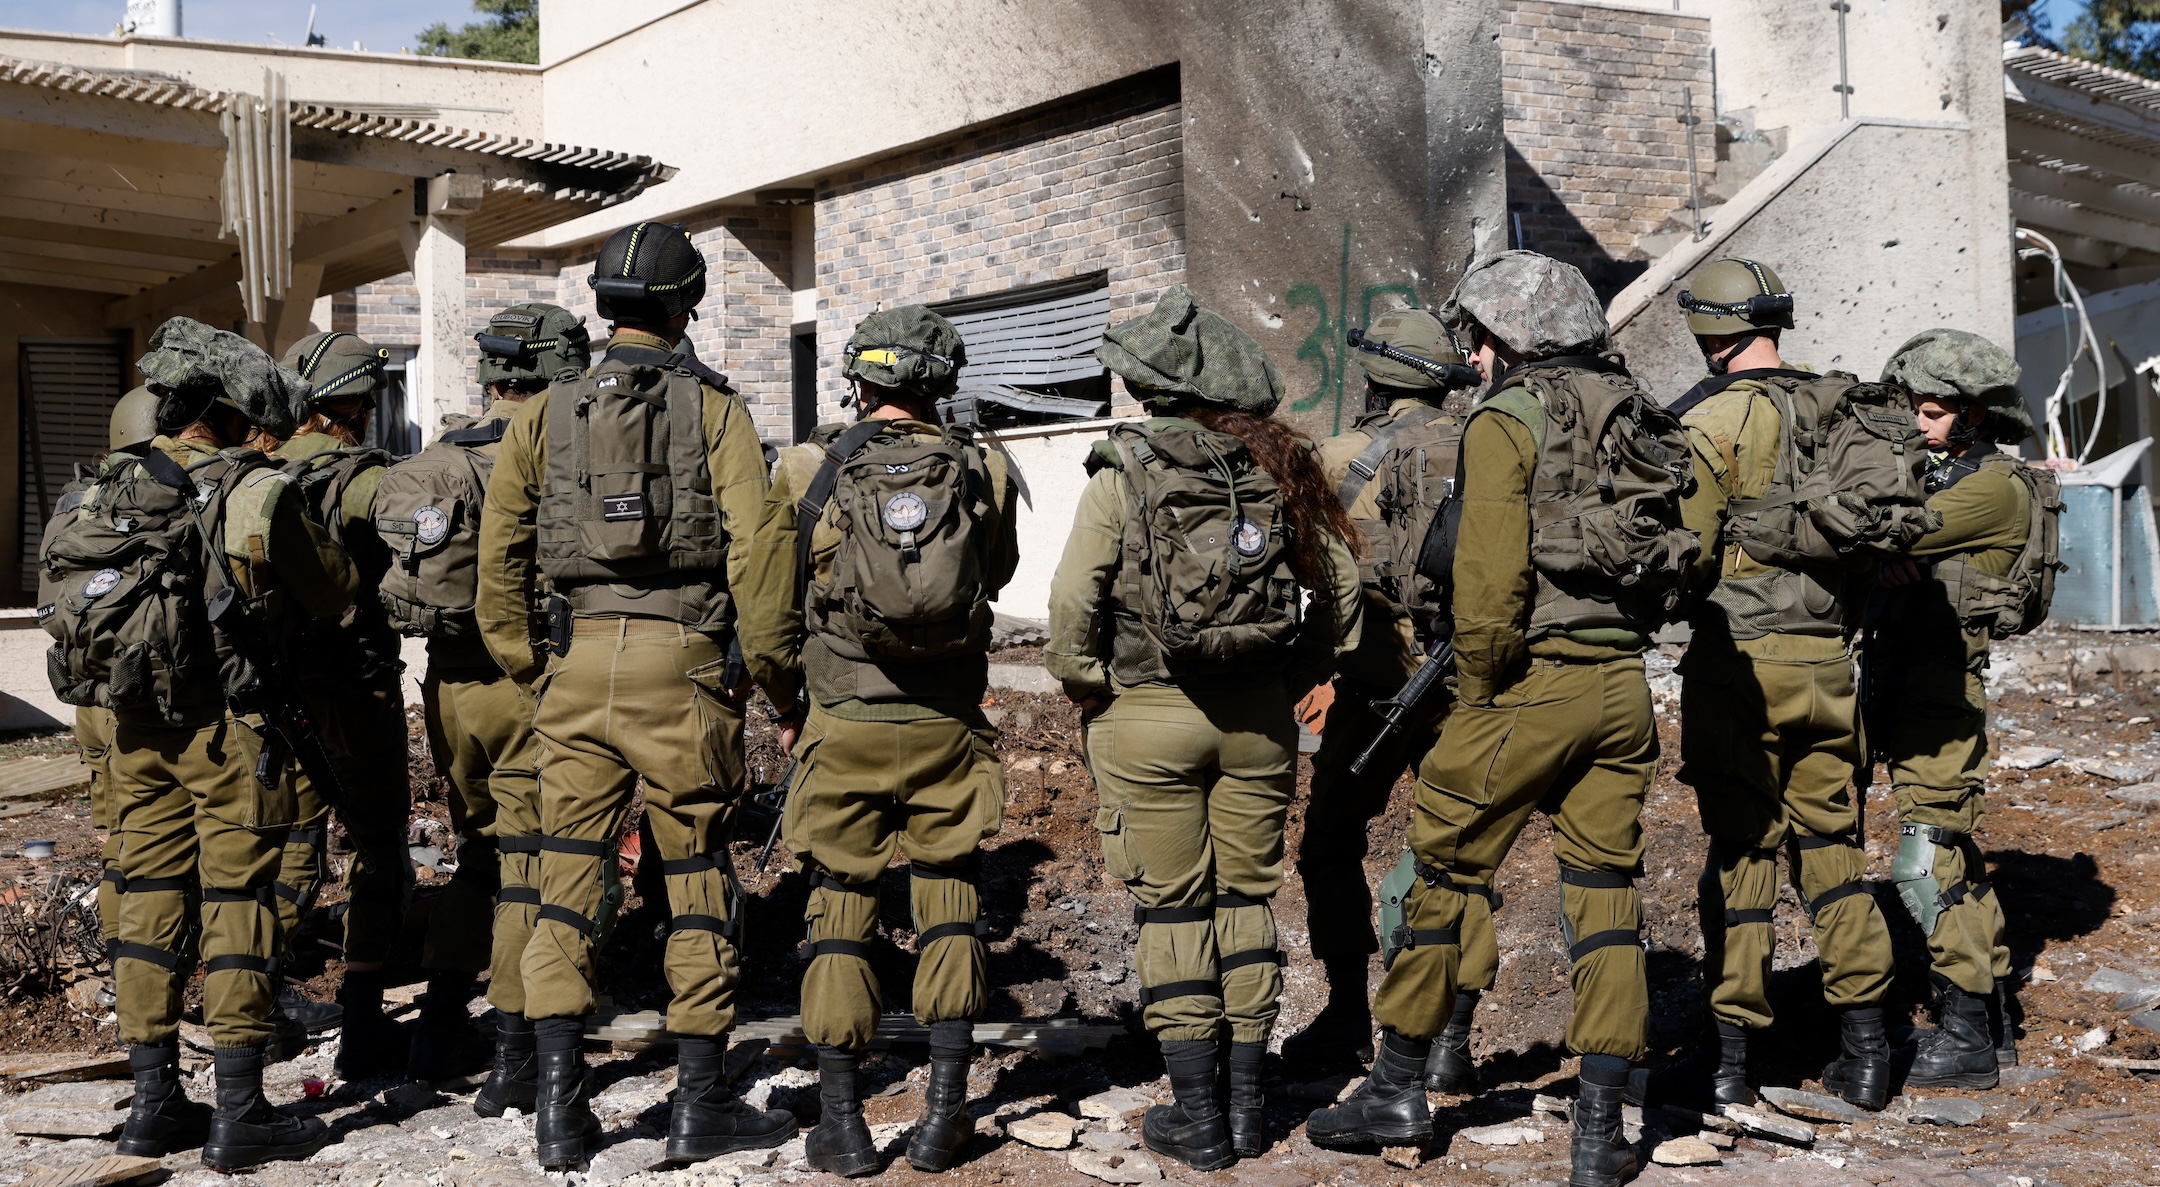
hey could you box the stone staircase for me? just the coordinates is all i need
[1634,107,1788,261]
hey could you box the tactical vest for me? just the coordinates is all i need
[1336,403,1462,647]
[537,351,729,631]
[38,446,272,724]
[281,446,401,682]
[795,420,999,704]
[374,416,506,641]
[1928,449,2062,640]
[1091,419,1302,686]
[1477,358,1697,639]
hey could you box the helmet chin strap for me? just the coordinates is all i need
[1701,331,1767,376]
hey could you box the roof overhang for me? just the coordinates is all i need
[0,52,671,330]
[2004,45,2160,275]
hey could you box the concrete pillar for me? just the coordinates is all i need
[400,173,485,442]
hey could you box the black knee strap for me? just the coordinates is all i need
[1713,841,1779,864]
[1218,947,1287,974]
[537,903,597,936]
[803,939,875,961]
[1793,831,1860,852]
[286,827,326,850]
[1216,892,1272,909]
[1134,904,1214,926]
[497,886,542,906]
[113,874,190,895]
[495,836,545,855]
[1810,880,1874,913]
[909,858,980,884]
[1385,925,1460,970]
[112,941,184,970]
[810,870,876,895]
[1138,979,1223,1006]
[1723,908,1775,926]
[660,852,726,877]
[531,836,612,858]
[203,885,277,909]
[204,953,277,977]
[1568,929,1641,963]
[1937,879,1992,910]
[916,921,986,946]
[1558,868,1635,890]
[671,913,738,941]
[1901,822,1969,848]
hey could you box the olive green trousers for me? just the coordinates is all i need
[277,678,413,966]
[521,621,746,1035]
[1372,658,1654,1061]
[1299,679,1497,990]
[420,670,542,1013]
[78,707,120,946]
[1874,653,2009,996]
[1678,640,1893,1028]
[109,711,294,1049]
[1087,678,1294,1045]
[783,704,1004,1051]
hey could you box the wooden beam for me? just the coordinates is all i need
[0,266,141,295]
[105,193,419,327]
[0,194,223,243]
[0,86,225,150]
[0,234,213,276]
[2010,187,2160,255]
[2007,115,2160,187]
[267,262,325,355]
[2008,69,2160,150]
[2008,159,2160,229]
[0,250,176,287]
[0,120,224,177]
[0,215,231,262]
[0,173,224,226]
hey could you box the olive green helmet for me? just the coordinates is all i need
[1438,251,1608,359]
[109,386,160,454]
[1677,258,1795,336]
[281,331,389,405]
[476,303,591,387]
[1348,308,1476,391]
[1880,328,2032,443]
[1098,284,1285,414]
[843,305,967,400]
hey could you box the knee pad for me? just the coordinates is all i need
[1378,852,1468,971]
[1892,824,1950,936]
[524,835,623,949]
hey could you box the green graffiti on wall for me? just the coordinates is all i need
[1287,223,1423,434]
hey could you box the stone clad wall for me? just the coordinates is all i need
[1500,0,1712,297]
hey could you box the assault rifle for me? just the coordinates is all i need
[206,586,348,799]
[1347,635,1456,778]
[751,757,799,873]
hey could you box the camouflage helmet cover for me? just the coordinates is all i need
[1880,327,2032,442]
[477,303,592,387]
[843,305,967,399]
[109,386,160,454]
[137,316,311,438]
[1097,284,1285,415]
[280,331,389,406]
[1438,251,1608,359]
[1678,257,1795,336]
[1355,308,1463,391]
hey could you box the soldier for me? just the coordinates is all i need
[272,331,416,1078]
[1046,286,1362,1170]
[476,222,795,1170]
[748,306,1019,1176]
[1304,252,1696,1187]
[1659,259,1898,1110]
[41,318,353,1168]
[1287,309,1496,1093]
[385,305,592,1088]
[1871,329,2043,1089]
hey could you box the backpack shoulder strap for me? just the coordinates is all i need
[795,419,896,591]
[1337,404,1445,510]
[1668,368,1819,418]
[440,418,509,447]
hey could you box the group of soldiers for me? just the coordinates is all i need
[41,218,2047,1187]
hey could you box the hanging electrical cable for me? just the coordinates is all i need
[2015,227,2106,463]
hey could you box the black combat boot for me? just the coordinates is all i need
[116,1040,212,1157]
[276,983,343,1034]
[667,1035,797,1163]
[199,1044,331,1171]
[1628,1018,1750,1109]
[805,1047,878,1177]
[1991,981,2021,1068]
[1142,1040,1235,1171]
[1224,1041,1266,1158]
[1904,975,1998,1089]
[1280,954,1375,1066]
[1820,1006,1890,1111]
[408,973,491,1082]
[1304,1028,1433,1149]
[907,1020,976,1172]
[1424,990,1480,1094]
[332,967,409,1080]
[1571,1055,1638,1187]
[533,1018,601,1170]
[473,1011,537,1118]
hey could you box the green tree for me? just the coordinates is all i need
[2062,1,2160,77]
[416,0,537,64]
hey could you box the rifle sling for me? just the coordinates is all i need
[1336,404,1445,510]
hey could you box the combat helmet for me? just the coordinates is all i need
[1098,284,1284,415]
[282,331,389,406]
[137,317,311,439]
[589,222,706,325]
[1881,328,2031,443]
[842,305,967,403]
[109,386,159,454]
[1438,251,1608,360]
[476,303,592,388]
[1677,258,1795,337]
[1348,308,1479,394]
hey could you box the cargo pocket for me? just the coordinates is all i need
[685,655,745,797]
[1095,805,1138,884]
[221,717,298,835]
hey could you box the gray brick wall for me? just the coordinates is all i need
[1501,0,1712,297]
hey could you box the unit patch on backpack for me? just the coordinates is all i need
[375,416,507,638]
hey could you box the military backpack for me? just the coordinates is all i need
[375,415,508,638]
[1094,420,1301,677]
[796,420,998,660]
[1336,404,1462,645]
[1933,451,2064,639]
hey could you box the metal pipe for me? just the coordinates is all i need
[1831,1,1853,118]
[2114,484,2125,628]
[1683,86,1705,241]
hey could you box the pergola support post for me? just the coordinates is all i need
[401,173,484,444]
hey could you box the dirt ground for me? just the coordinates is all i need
[2,629,2158,1187]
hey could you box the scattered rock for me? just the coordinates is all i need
[2075,1026,2111,1052]
[2083,966,2160,996]
[1078,1088,1155,1121]
[1531,1093,1571,1118]
[584,1136,666,1185]
[1721,1104,1816,1146]
[1702,1131,1737,1150]
[1080,1130,1140,1151]
[1070,1148,1163,1183]
[1651,1137,1722,1166]
[1996,746,2063,771]
[2125,1009,2160,1035]
[1998,1066,2060,1087]
[1381,1145,1422,1168]
[2067,757,2155,783]
[774,1135,808,1167]
[2106,782,2160,809]
[1761,1086,1873,1124]
[2,1108,125,1137]
[8,1082,132,1111]
[1005,1111,1081,1149]
[1903,1097,1984,1127]
[1456,1122,1545,1146]
[1232,1168,1315,1187]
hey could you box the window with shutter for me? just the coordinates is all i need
[933,273,1112,427]
[18,338,124,593]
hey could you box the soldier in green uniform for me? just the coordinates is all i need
[272,331,416,1077]
[1871,330,2036,1089]
[1305,252,1695,1187]
[747,306,1019,1176]
[396,305,591,1088]
[52,318,353,1168]
[1660,259,1895,1110]
[1048,286,1362,1170]
[1287,309,1496,1094]
[476,222,796,1170]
